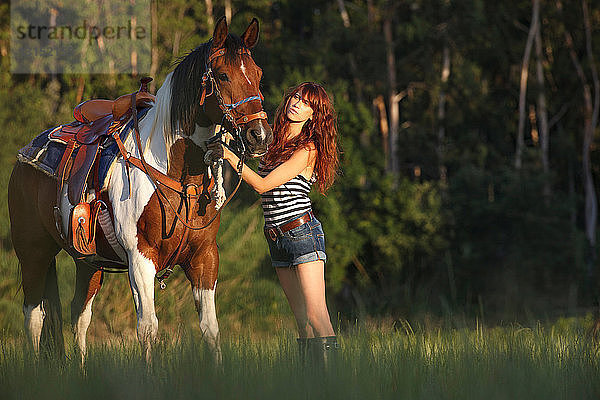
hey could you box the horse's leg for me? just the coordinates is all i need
[38,258,65,357]
[21,256,63,357]
[9,163,63,356]
[193,285,221,362]
[71,261,103,364]
[128,250,159,361]
[186,243,222,363]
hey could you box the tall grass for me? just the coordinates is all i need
[1,321,599,400]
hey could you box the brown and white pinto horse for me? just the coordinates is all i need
[8,17,272,363]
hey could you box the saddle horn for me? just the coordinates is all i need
[112,77,156,120]
[139,77,153,93]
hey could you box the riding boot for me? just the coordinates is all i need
[297,338,308,363]
[307,336,340,368]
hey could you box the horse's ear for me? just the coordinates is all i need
[241,18,259,49]
[212,16,228,50]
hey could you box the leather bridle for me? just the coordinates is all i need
[199,47,267,157]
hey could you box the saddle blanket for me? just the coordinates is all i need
[17,107,151,191]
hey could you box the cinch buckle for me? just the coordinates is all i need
[267,228,277,241]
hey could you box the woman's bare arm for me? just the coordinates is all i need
[208,143,315,194]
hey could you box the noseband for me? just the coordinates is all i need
[198,47,268,156]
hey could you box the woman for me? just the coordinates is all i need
[208,82,340,359]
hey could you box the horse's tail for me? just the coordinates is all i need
[39,259,65,359]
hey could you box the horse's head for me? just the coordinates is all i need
[170,17,273,158]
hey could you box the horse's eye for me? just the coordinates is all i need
[218,73,229,82]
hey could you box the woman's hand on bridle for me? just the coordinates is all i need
[206,142,226,161]
[206,141,238,162]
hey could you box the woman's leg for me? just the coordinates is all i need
[276,267,315,338]
[296,260,335,337]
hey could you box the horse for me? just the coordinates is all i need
[8,16,272,363]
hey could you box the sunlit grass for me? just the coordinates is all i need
[1,322,599,400]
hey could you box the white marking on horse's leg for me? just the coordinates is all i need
[73,294,96,365]
[23,303,45,354]
[129,251,159,361]
[192,286,222,363]
[240,60,252,85]
[107,105,165,363]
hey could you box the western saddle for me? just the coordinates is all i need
[54,77,156,258]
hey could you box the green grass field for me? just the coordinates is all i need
[1,320,599,400]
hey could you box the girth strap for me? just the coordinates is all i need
[156,184,199,289]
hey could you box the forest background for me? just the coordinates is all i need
[0,0,599,340]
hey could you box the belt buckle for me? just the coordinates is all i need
[267,228,277,241]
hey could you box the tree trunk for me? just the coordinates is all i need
[76,76,85,104]
[582,0,600,152]
[515,0,539,170]
[172,7,186,58]
[205,0,214,32]
[336,0,351,28]
[130,15,138,76]
[225,0,232,23]
[534,20,550,199]
[367,0,375,27]
[47,8,61,118]
[374,95,389,167]
[336,0,363,102]
[383,7,399,176]
[563,0,600,281]
[49,8,58,80]
[149,0,159,93]
[582,0,600,278]
[437,44,450,184]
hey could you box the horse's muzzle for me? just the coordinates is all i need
[244,119,273,158]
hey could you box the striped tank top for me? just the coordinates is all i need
[258,159,314,227]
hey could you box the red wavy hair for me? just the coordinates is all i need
[262,82,339,194]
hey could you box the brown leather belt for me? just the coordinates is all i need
[265,211,314,241]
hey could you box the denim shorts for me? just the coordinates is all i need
[264,214,327,268]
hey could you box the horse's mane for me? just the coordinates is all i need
[168,34,247,144]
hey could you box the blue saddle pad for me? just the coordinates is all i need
[18,107,151,190]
